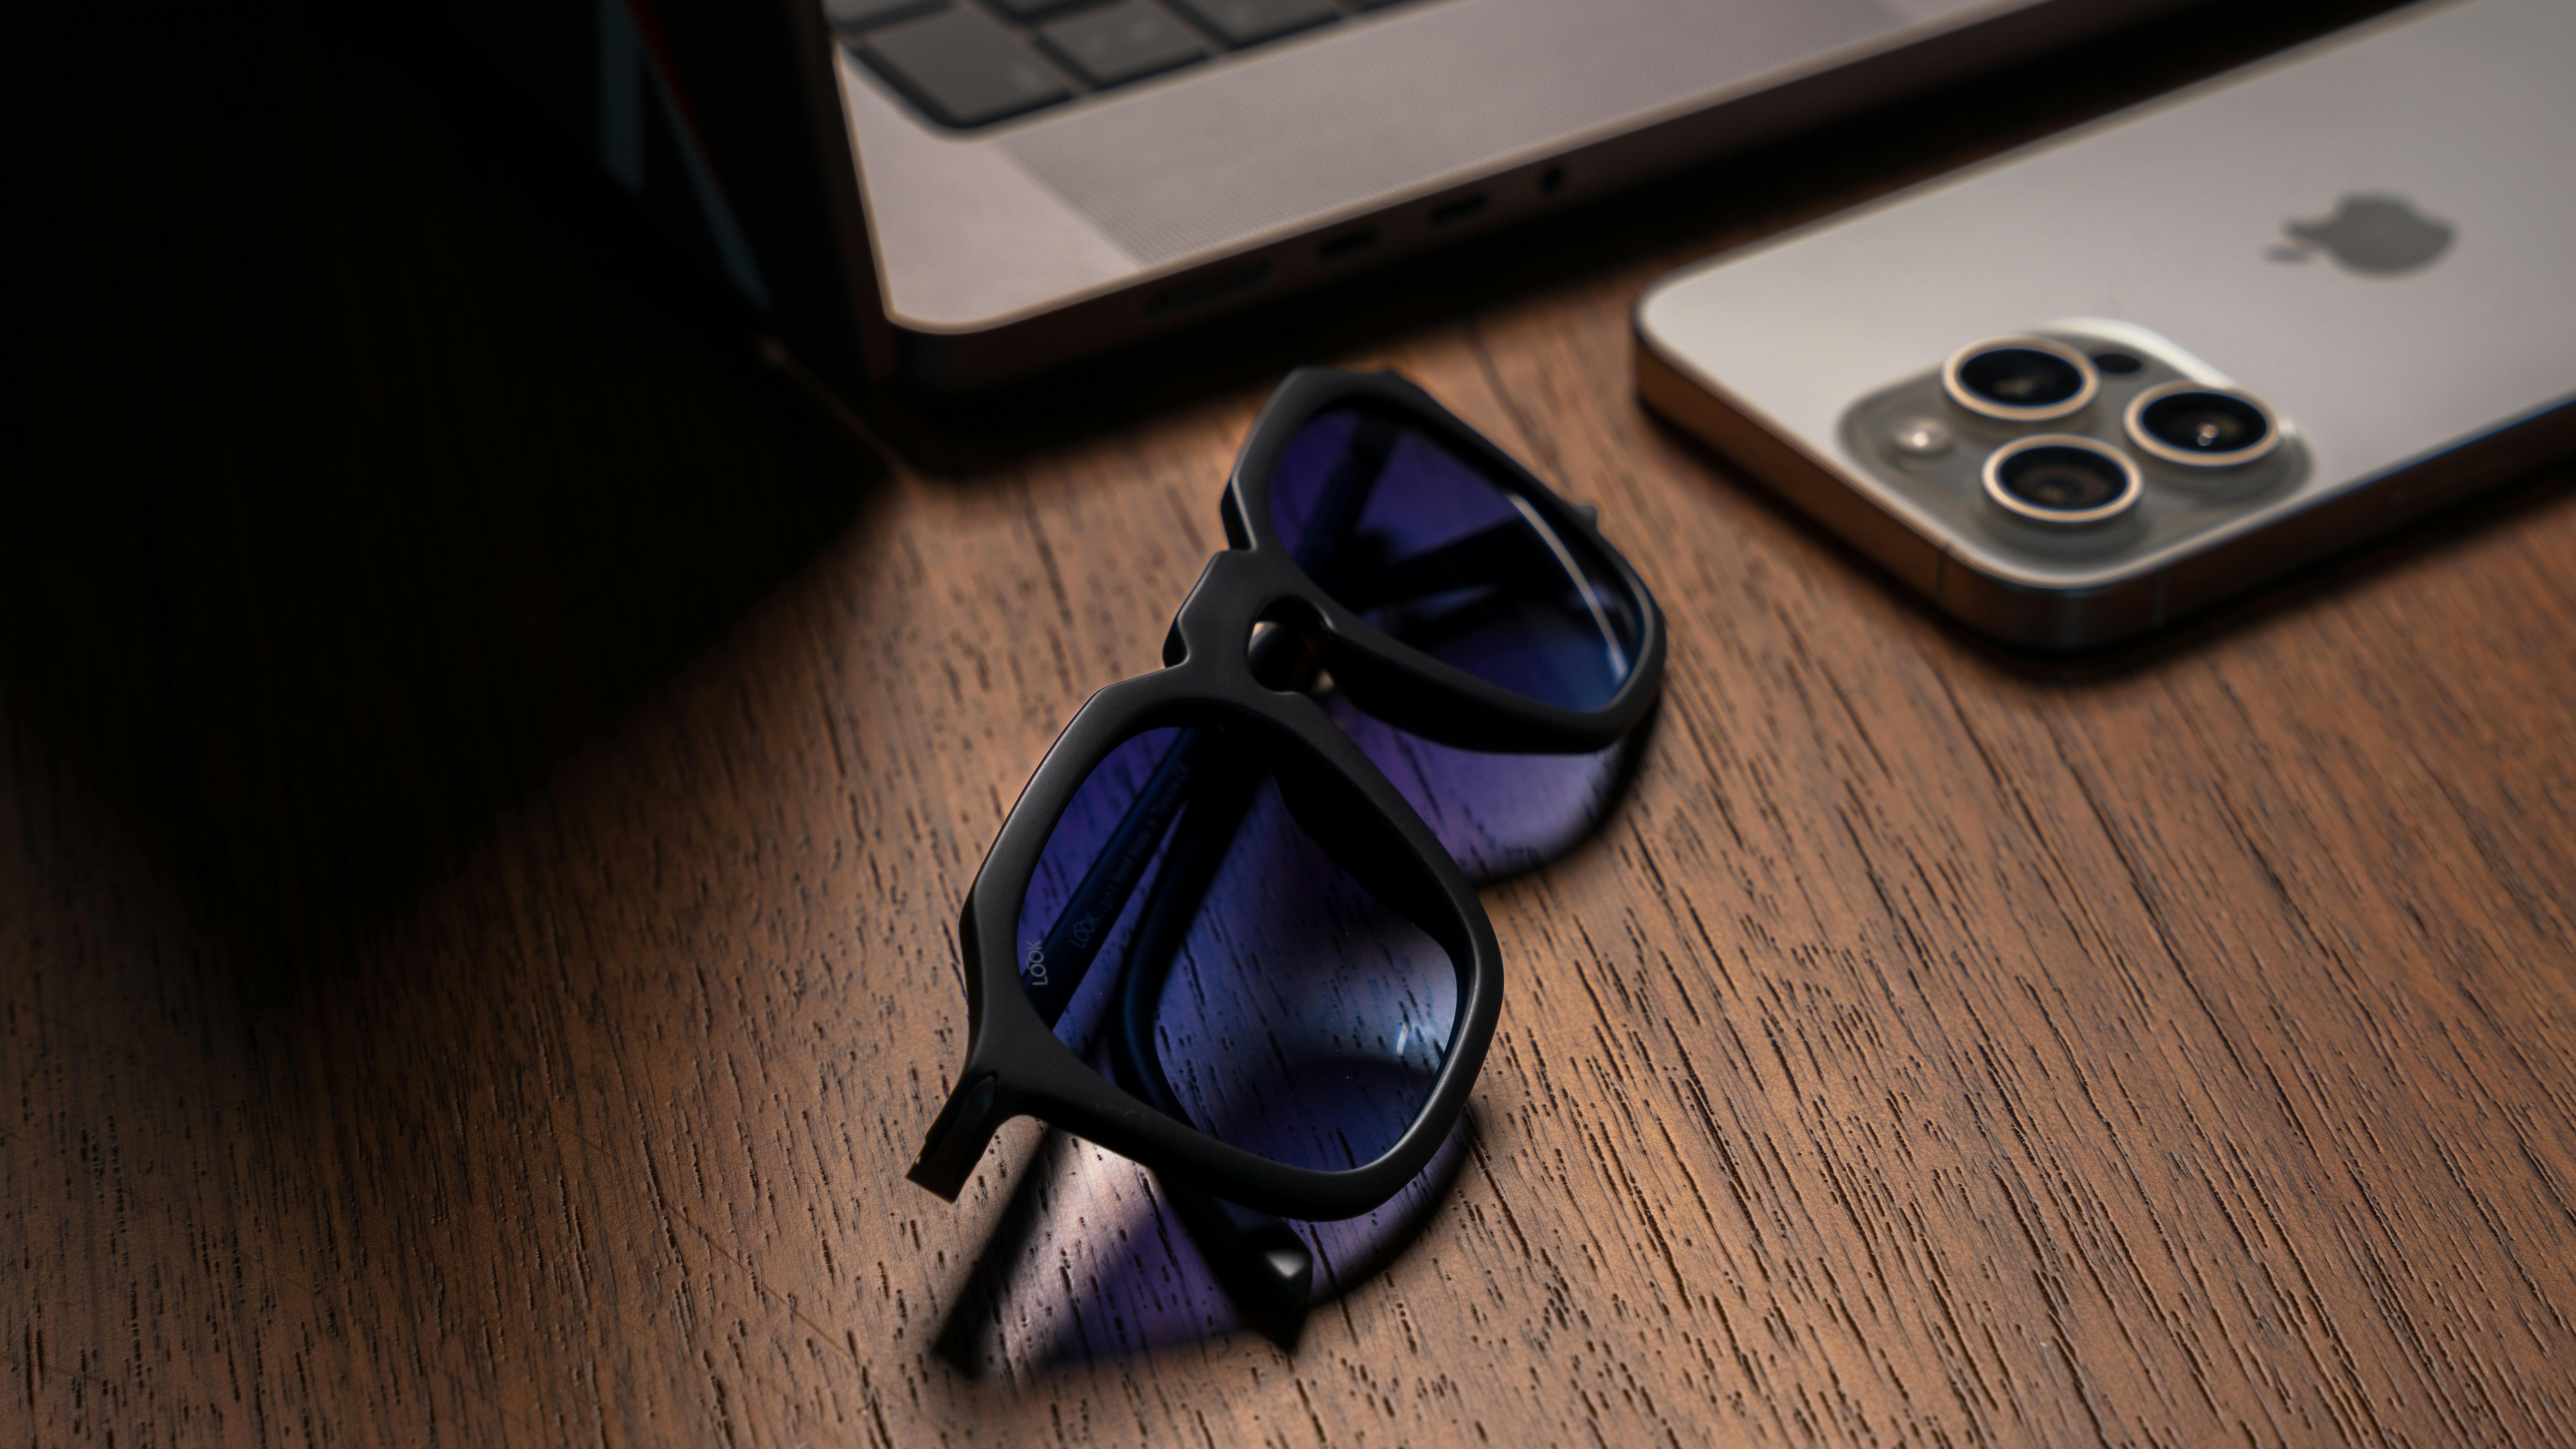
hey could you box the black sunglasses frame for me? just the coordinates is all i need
[906,367,1666,1222]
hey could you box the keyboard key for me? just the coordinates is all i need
[1039,1,1207,86]
[859,8,1071,127]
[821,0,943,31]
[1164,0,1337,47]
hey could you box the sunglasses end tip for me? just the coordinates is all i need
[907,1072,1005,1201]
[902,1159,968,1202]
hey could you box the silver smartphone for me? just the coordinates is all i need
[1634,0,2576,650]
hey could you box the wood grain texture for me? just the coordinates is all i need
[9,2,2576,1446]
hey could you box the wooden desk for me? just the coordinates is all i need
[11,4,2575,1445]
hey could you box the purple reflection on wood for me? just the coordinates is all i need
[931,1111,1478,1374]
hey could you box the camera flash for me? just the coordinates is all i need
[1886,415,1953,459]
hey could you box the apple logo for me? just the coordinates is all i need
[2269,194,2453,275]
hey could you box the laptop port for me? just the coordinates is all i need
[1317,228,1378,260]
[1429,194,1488,226]
[1539,164,1566,195]
[1142,259,1274,317]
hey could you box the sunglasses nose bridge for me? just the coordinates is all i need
[1161,549,1306,672]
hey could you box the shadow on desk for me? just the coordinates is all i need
[933,1111,1478,1377]
[4,2,886,980]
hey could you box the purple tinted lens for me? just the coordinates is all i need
[1145,768,1455,1174]
[1321,692,1633,882]
[1269,405,1639,712]
[1017,721,1460,1176]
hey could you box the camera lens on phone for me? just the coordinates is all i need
[1942,336,2099,422]
[2124,382,2281,467]
[1983,435,2142,524]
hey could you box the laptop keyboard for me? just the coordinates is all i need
[831,0,1427,130]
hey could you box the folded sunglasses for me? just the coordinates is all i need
[908,367,1665,1332]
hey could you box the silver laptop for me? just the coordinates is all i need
[819,0,2200,387]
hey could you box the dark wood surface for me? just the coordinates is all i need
[11,3,2576,1445]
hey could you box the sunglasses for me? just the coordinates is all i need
[907,367,1665,1334]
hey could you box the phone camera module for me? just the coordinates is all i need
[1942,336,2099,422]
[1983,435,2142,524]
[2125,382,2281,467]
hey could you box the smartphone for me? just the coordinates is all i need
[1634,0,2576,650]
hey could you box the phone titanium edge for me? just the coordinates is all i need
[1636,341,2576,651]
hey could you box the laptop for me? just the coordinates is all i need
[501,0,2205,395]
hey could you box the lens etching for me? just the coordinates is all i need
[1019,726,1197,1039]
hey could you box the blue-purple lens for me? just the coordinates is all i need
[1321,693,1633,881]
[1144,767,1454,1173]
[1269,405,1639,711]
[1017,721,1459,1177]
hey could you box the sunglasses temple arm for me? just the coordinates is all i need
[1017,730,1212,1027]
[1023,613,1336,1026]
[1308,518,1566,611]
[906,1071,1008,1200]
[1160,1175,1316,1349]
[902,721,1207,1200]
[1108,751,1316,1344]
[909,730,1219,1199]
